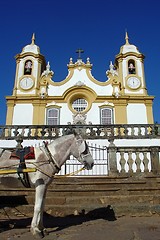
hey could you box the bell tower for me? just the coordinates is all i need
[6,34,47,125]
[13,34,46,96]
[115,32,147,96]
[112,32,154,124]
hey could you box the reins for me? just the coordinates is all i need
[55,166,85,178]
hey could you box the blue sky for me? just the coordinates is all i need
[0,0,159,124]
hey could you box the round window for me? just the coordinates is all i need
[72,98,88,112]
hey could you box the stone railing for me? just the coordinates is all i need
[108,143,160,176]
[0,124,160,141]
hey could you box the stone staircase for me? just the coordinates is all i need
[0,175,160,218]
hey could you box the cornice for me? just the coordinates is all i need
[15,52,45,61]
[116,52,145,60]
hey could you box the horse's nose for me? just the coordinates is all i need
[91,162,94,168]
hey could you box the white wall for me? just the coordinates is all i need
[12,104,33,125]
[48,69,113,97]
[127,103,147,124]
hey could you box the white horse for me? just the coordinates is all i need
[0,132,94,238]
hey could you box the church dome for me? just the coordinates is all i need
[21,33,40,54]
[119,32,140,54]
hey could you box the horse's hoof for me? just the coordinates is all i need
[30,228,44,239]
[34,232,44,239]
[43,228,49,236]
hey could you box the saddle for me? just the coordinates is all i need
[10,146,35,160]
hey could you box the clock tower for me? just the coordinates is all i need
[6,34,46,125]
[13,33,46,96]
[113,32,153,124]
[115,32,147,96]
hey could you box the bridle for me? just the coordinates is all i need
[40,142,61,173]
[76,139,91,163]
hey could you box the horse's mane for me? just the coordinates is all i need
[50,133,75,147]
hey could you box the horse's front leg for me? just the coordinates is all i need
[30,180,47,238]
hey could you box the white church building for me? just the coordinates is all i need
[6,33,154,126]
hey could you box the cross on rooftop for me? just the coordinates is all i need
[76,49,84,59]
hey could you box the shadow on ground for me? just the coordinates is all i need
[0,205,116,233]
[0,195,28,208]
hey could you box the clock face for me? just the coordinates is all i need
[20,77,34,90]
[127,77,141,89]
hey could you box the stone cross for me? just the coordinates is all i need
[76,49,84,59]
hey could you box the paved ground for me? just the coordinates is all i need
[0,208,160,239]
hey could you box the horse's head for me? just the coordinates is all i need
[71,133,94,170]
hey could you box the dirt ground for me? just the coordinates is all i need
[0,208,160,240]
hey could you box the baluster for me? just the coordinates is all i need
[55,127,59,137]
[28,127,32,137]
[41,127,46,137]
[123,126,128,137]
[120,151,126,173]
[14,126,19,137]
[131,126,134,137]
[6,127,11,138]
[143,152,149,173]
[96,127,101,136]
[110,126,114,138]
[144,126,148,136]
[46,127,51,137]
[151,125,155,136]
[138,126,141,136]
[1,127,5,138]
[35,126,39,137]
[135,151,141,173]
[119,127,122,137]
[21,128,25,137]
[116,126,120,137]
[90,127,96,136]
[128,151,133,173]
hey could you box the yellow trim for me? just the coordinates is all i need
[114,99,127,124]
[15,52,45,61]
[47,70,74,86]
[85,69,112,86]
[46,66,112,87]
[46,105,61,109]
[116,52,145,60]
[145,100,154,124]
[64,87,97,114]
[32,100,46,125]
[6,101,15,125]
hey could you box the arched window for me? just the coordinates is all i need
[128,60,136,74]
[24,60,32,75]
[46,108,60,125]
[100,108,113,124]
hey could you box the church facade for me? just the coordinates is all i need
[6,33,154,126]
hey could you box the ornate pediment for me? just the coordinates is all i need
[72,112,86,124]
